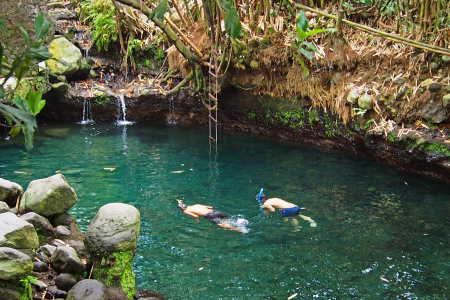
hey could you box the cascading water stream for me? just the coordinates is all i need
[116,94,134,126]
[79,97,94,125]
[167,95,177,124]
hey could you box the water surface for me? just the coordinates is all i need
[0,122,448,299]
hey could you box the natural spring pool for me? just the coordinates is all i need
[0,122,448,299]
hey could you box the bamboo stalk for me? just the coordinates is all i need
[171,0,189,28]
[290,2,450,56]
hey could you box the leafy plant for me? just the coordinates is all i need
[292,11,337,77]
[79,0,118,51]
[0,12,52,150]
[19,275,39,300]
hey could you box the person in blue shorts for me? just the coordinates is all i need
[256,192,317,231]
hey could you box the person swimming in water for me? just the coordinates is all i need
[177,201,248,233]
[256,192,317,231]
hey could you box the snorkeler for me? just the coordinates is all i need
[256,191,317,231]
[177,200,248,233]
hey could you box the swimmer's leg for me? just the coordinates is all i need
[299,214,317,227]
[290,218,300,232]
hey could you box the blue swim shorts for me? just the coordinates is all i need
[280,206,301,217]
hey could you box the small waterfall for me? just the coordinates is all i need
[116,94,134,125]
[79,97,94,125]
[167,95,177,124]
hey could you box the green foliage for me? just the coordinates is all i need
[20,275,39,300]
[292,11,337,77]
[225,5,242,39]
[308,109,319,124]
[79,0,118,51]
[149,0,168,22]
[0,12,52,150]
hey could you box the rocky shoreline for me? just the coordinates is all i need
[0,175,165,300]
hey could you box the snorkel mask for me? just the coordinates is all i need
[177,199,187,209]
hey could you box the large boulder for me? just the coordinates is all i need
[0,178,23,208]
[84,203,140,253]
[67,279,108,300]
[20,212,54,244]
[0,212,39,249]
[46,36,82,76]
[84,203,140,300]
[0,247,33,280]
[19,174,78,217]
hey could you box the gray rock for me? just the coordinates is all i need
[55,225,72,237]
[346,90,360,105]
[51,246,86,274]
[67,279,108,300]
[20,212,54,243]
[429,82,442,92]
[393,77,405,84]
[0,201,10,213]
[0,247,33,280]
[0,178,23,208]
[40,244,57,257]
[84,203,140,253]
[19,174,78,217]
[33,261,49,272]
[46,36,82,76]
[55,273,78,291]
[0,212,39,249]
[443,94,450,108]
[420,102,448,124]
[358,94,373,110]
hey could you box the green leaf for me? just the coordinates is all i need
[18,25,31,46]
[149,0,168,22]
[34,12,52,40]
[293,54,310,77]
[296,11,309,33]
[12,95,31,113]
[305,27,337,38]
[225,7,242,39]
[296,25,307,42]
[26,46,53,61]
[27,90,45,115]
[302,41,318,52]
[0,40,3,75]
[299,47,314,60]
[0,16,9,40]
[0,86,4,99]
[222,0,232,11]
[0,102,37,128]
[22,122,35,151]
[9,126,21,137]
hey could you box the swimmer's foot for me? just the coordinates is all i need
[310,222,317,228]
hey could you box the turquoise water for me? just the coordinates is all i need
[0,122,449,299]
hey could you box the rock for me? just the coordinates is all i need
[84,203,140,253]
[420,102,447,124]
[50,246,86,274]
[55,273,78,291]
[106,286,129,300]
[393,77,405,84]
[430,62,439,69]
[134,289,166,300]
[358,94,373,110]
[0,247,33,280]
[46,36,82,76]
[33,261,49,272]
[19,174,78,217]
[0,178,23,208]
[39,244,57,257]
[0,286,22,300]
[442,55,450,63]
[395,84,410,100]
[0,212,39,249]
[55,225,72,237]
[20,212,54,243]
[0,201,10,213]
[443,94,450,108]
[346,89,360,105]
[429,82,442,92]
[67,279,108,300]
[51,81,71,93]
[420,79,433,88]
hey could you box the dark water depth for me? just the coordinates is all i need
[0,122,448,299]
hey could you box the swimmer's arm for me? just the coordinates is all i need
[262,204,276,212]
[184,211,200,219]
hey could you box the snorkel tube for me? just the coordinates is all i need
[257,188,263,211]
